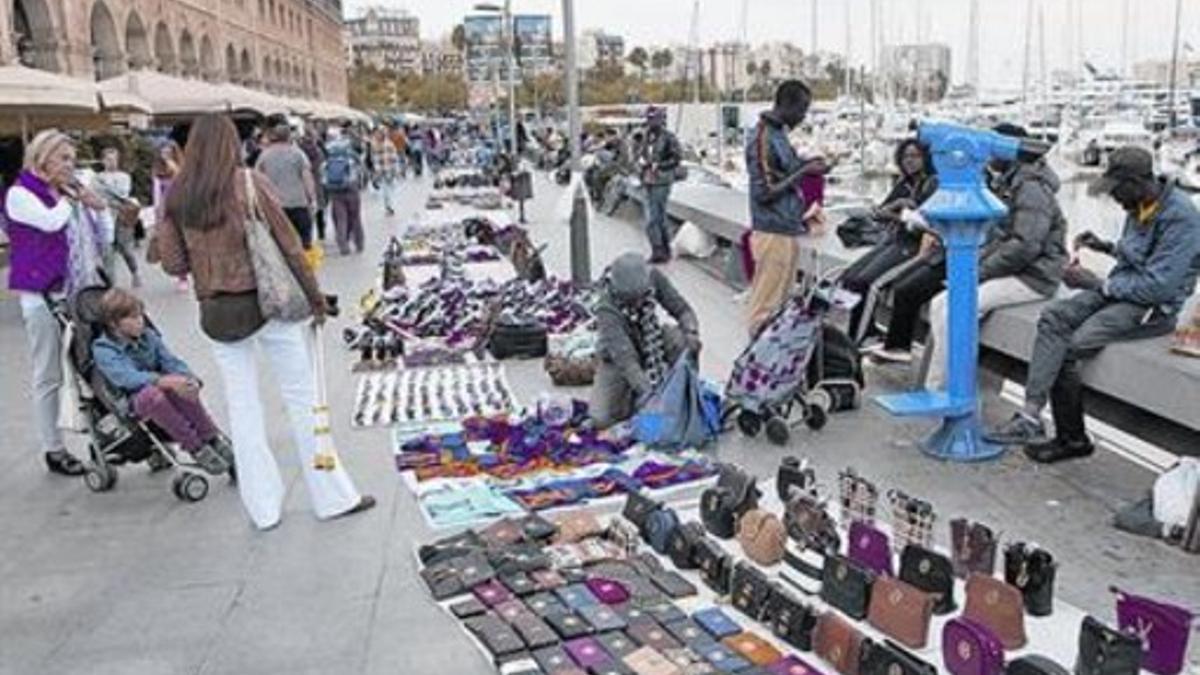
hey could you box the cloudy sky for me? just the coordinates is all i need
[344,0,1200,88]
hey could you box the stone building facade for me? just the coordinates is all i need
[0,0,349,103]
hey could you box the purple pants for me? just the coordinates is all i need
[329,190,363,254]
[132,385,219,452]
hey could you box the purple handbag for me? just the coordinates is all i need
[943,617,1005,675]
[848,520,894,577]
[585,577,630,605]
[1113,586,1195,675]
[767,655,825,675]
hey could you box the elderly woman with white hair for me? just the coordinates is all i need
[5,129,110,475]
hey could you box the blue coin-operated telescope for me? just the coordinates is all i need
[875,120,1050,461]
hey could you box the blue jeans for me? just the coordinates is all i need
[644,184,673,258]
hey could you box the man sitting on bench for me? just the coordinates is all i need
[985,147,1200,463]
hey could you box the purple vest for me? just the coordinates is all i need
[6,171,68,294]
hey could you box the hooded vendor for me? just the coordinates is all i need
[592,253,701,429]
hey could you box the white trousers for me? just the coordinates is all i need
[209,320,360,530]
[20,295,65,455]
[925,278,1045,390]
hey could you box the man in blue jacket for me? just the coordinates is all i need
[986,147,1200,462]
[744,79,825,334]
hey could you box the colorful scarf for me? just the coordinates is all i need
[624,296,668,389]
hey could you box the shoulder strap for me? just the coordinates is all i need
[243,169,259,219]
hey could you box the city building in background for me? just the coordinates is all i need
[346,6,421,75]
[421,38,464,79]
[578,29,625,72]
[881,43,953,101]
[514,14,553,77]
[0,0,349,102]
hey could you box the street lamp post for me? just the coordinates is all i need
[563,0,588,283]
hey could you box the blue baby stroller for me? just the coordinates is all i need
[724,269,864,446]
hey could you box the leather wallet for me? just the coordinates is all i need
[860,639,937,675]
[814,612,866,675]
[624,646,683,675]
[545,610,595,640]
[598,630,641,659]
[768,655,825,675]
[501,571,539,597]
[419,529,485,566]
[521,513,560,542]
[557,583,600,609]
[731,562,774,620]
[628,620,683,652]
[511,613,560,650]
[644,604,687,626]
[498,655,543,675]
[450,597,488,619]
[693,640,752,672]
[586,577,631,605]
[495,598,531,623]
[661,646,705,672]
[526,592,568,618]
[723,631,784,666]
[533,645,578,673]
[421,550,492,600]
[475,579,516,607]
[481,517,527,547]
[866,576,935,649]
[553,512,605,544]
[662,618,710,647]
[693,607,742,639]
[820,555,876,620]
[532,569,568,591]
[565,637,612,670]
[578,604,628,632]
[649,571,698,599]
[465,613,527,662]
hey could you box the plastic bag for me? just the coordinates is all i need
[1153,458,1200,529]
[632,354,721,450]
[671,222,717,259]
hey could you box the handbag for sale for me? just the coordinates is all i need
[242,170,311,322]
[839,467,879,525]
[1004,543,1056,617]
[848,520,894,577]
[778,456,817,502]
[867,576,935,649]
[785,493,841,554]
[489,316,549,360]
[764,587,819,651]
[1008,656,1070,675]
[821,555,876,621]
[701,464,762,539]
[813,612,866,675]
[1112,586,1196,675]
[694,539,735,595]
[943,617,1006,675]
[553,512,605,544]
[737,509,788,566]
[731,562,775,620]
[963,573,1027,650]
[860,639,937,675]
[951,518,999,579]
[668,521,707,570]
[645,507,680,555]
[899,544,957,615]
[888,490,935,553]
[1075,616,1143,675]
[622,491,663,536]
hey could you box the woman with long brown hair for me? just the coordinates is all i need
[148,140,189,292]
[156,114,373,530]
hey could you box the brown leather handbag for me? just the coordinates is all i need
[963,573,1027,650]
[737,508,788,566]
[814,613,866,675]
[867,576,936,649]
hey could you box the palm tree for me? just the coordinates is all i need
[451,24,466,53]
[628,46,649,80]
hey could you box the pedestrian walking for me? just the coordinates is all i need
[148,141,189,292]
[369,127,400,216]
[321,127,365,255]
[156,114,374,530]
[91,147,142,287]
[5,129,109,476]
[297,126,328,242]
[637,107,683,264]
[256,117,317,249]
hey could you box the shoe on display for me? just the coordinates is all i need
[1024,436,1095,464]
[984,412,1048,445]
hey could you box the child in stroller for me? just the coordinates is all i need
[84,287,233,497]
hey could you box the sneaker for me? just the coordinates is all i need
[1024,436,1095,464]
[869,348,913,364]
[984,412,1048,445]
[44,450,85,476]
[332,495,377,520]
[190,443,230,475]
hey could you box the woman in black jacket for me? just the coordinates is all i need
[841,139,938,342]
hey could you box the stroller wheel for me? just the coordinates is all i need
[765,416,791,446]
[806,405,828,431]
[808,387,834,413]
[736,411,763,437]
[173,473,209,503]
[84,464,118,492]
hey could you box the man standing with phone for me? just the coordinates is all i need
[639,107,683,264]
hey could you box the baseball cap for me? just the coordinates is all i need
[1088,146,1154,196]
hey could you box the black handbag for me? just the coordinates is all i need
[764,586,819,651]
[489,316,548,360]
[898,544,957,615]
[1004,543,1056,617]
[667,521,707,570]
[1008,656,1070,675]
[731,562,774,620]
[785,493,841,554]
[860,639,937,675]
[1074,616,1142,675]
[199,291,266,343]
[694,539,734,595]
[644,507,680,555]
[821,554,876,620]
[777,456,817,502]
[701,464,761,539]
[622,491,663,536]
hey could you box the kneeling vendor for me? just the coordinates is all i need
[592,253,701,429]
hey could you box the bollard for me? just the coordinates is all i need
[569,181,591,285]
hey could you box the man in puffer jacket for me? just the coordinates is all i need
[592,253,701,428]
[986,146,1200,462]
[923,123,1069,389]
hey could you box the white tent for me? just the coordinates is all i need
[99,70,227,117]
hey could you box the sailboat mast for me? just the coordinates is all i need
[1168,0,1184,128]
[844,0,852,97]
[1021,0,1033,124]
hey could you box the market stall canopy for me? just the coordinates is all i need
[99,70,227,117]
[0,65,99,113]
[215,83,290,116]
